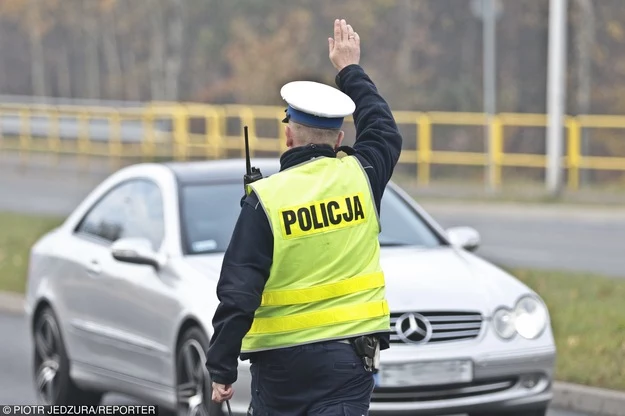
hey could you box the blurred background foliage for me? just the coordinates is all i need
[1,0,624,183]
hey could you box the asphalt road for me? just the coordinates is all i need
[1,162,625,277]
[0,311,591,415]
[424,203,625,278]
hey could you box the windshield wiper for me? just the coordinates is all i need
[379,241,410,247]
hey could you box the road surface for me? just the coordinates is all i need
[2,164,625,277]
[424,202,625,278]
[0,312,591,415]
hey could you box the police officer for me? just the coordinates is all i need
[205,18,403,415]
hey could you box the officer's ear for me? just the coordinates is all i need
[334,130,345,151]
[285,124,295,148]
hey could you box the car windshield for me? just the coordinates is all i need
[180,182,443,254]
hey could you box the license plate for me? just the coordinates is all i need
[376,360,473,388]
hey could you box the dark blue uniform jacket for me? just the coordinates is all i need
[205,64,403,385]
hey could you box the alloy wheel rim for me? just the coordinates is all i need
[34,315,62,404]
[177,339,211,416]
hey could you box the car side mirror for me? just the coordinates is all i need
[446,226,481,252]
[111,237,164,269]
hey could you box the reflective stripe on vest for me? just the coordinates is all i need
[260,271,384,306]
[247,300,389,335]
[241,155,390,352]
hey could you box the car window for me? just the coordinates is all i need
[180,183,244,254]
[180,182,443,255]
[76,179,165,250]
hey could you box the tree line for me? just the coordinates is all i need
[1,0,624,178]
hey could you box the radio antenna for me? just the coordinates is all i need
[242,125,263,201]
[244,126,252,175]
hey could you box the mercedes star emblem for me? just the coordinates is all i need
[395,312,433,344]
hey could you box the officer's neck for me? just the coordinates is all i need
[280,143,336,171]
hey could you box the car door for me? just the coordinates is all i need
[96,179,182,385]
[59,180,140,373]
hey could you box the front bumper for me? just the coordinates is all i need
[370,344,556,415]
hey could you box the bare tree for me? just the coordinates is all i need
[82,0,101,99]
[395,0,414,78]
[101,1,124,99]
[27,0,47,97]
[56,40,72,98]
[575,0,594,115]
[149,0,167,100]
[115,0,142,101]
[165,0,185,100]
[574,0,595,184]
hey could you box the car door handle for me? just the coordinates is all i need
[86,260,102,276]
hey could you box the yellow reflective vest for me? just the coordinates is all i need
[240,155,390,353]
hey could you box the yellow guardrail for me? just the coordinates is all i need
[0,101,624,191]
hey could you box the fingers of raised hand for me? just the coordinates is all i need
[340,19,349,41]
[333,19,358,42]
[334,19,341,41]
[347,24,355,39]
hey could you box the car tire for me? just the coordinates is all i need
[175,327,224,416]
[33,306,103,405]
[469,407,547,416]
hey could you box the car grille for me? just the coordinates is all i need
[372,377,518,402]
[389,311,483,345]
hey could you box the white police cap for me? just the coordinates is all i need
[280,81,355,129]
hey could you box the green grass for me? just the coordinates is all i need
[1,212,624,390]
[0,212,63,293]
[509,268,625,391]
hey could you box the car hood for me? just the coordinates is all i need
[184,246,532,317]
[380,246,529,316]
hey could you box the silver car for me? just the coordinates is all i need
[25,158,556,416]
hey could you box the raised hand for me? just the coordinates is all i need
[328,19,361,72]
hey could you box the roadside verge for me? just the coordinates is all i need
[0,291,26,315]
[552,382,625,416]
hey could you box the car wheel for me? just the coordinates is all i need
[469,407,547,416]
[33,307,103,405]
[176,327,224,416]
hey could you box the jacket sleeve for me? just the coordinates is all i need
[205,192,273,385]
[335,64,403,204]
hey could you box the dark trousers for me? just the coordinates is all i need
[247,341,375,415]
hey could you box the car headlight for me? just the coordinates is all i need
[493,295,548,340]
[514,296,548,339]
[493,308,516,339]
